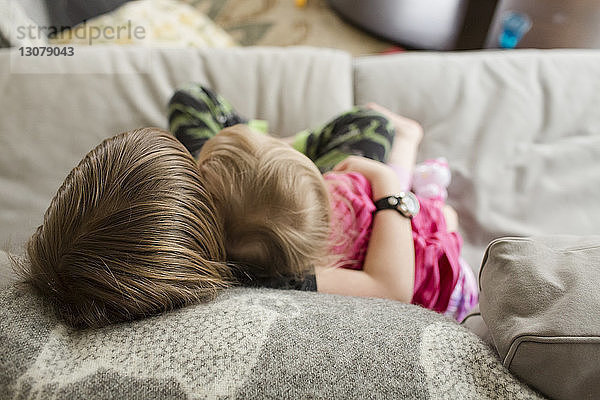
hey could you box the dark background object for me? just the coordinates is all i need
[328,0,499,51]
[455,0,499,50]
[44,0,131,30]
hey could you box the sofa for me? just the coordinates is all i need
[1,46,599,399]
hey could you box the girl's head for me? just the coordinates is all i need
[197,125,332,283]
[16,128,232,329]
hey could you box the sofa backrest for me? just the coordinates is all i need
[353,50,600,267]
[0,46,353,262]
[1,46,600,274]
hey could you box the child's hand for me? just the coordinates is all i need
[333,156,403,200]
[365,103,423,143]
[364,103,422,172]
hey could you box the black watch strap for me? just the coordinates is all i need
[373,193,419,218]
[374,195,402,211]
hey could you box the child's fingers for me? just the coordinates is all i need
[333,155,365,172]
[333,156,382,178]
[365,102,385,113]
[366,103,418,126]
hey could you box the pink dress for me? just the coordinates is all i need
[324,171,478,321]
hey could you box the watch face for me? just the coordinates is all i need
[399,192,420,217]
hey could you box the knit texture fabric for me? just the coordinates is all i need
[0,286,544,399]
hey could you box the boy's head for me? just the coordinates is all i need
[17,128,232,328]
[197,125,332,283]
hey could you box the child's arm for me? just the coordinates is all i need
[316,106,423,303]
[365,102,423,174]
[315,156,415,303]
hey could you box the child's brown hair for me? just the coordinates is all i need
[15,128,232,328]
[196,125,334,284]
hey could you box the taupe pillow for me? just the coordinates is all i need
[479,235,600,400]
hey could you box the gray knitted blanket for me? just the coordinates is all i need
[0,286,543,399]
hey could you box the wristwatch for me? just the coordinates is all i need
[373,192,420,218]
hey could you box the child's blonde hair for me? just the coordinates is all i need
[197,125,333,284]
[14,128,232,328]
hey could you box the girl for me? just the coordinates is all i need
[169,85,478,321]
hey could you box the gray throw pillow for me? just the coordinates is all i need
[0,285,542,399]
[0,250,19,289]
[479,235,600,400]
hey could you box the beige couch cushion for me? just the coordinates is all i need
[479,235,600,400]
[0,46,353,253]
[354,50,600,269]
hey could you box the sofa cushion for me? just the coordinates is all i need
[0,46,353,253]
[14,0,51,28]
[479,235,600,400]
[353,50,600,270]
[0,0,49,47]
[0,285,543,399]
